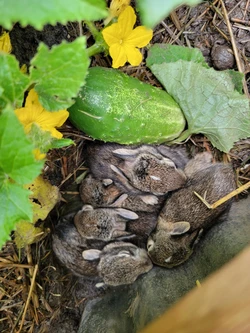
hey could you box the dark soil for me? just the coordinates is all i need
[0,1,250,332]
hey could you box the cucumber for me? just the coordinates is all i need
[68,67,185,144]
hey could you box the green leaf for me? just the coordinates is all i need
[150,61,250,152]
[147,44,244,93]
[147,44,209,67]
[0,181,32,248]
[0,53,30,110]
[137,0,202,28]
[226,70,244,94]
[0,106,43,184]
[30,37,90,111]
[50,138,75,149]
[0,0,108,30]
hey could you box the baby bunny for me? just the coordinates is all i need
[52,217,100,278]
[96,242,153,286]
[148,153,236,268]
[74,205,138,241]
[110,148,187,195]
[147,222,201,268]
[80,173,164,213]
[85,142,187,195]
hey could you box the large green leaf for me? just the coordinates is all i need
[147,44,244,93]
[0,181,32,248]
[30,37,90,111]
[0,106,43,184]
[0,0,107,30]
[0,53,30,110]
[147,43,209,68]
[137,0,202,28]
[150,61,250,152]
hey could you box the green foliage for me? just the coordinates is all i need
[0,106,43,246]
[30,37,90,111]
[0,0,108,30]
[147,43,209,67]
[137,0,202,28]
[0,53,30,109]
[0,182,32,247]
[147,45,250,152]
[0,107,43,184]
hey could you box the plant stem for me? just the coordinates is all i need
[84,21,100,39]
[86,43,106,57]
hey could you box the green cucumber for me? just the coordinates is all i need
[68,67,185,144]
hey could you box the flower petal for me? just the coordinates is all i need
[110,0,131,18]
[33,149,46,160]
[123,45,142,66]
[0,32,12,53]
[118,6,136,38]
[102,23,121,46]
[109,43,127,68]
[36,109,69,133]
[125,26,153,48]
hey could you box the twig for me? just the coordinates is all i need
[17,264,38,333]
[161,20,183,45]
[220,0,250,97]
[0,263,33,268]
[194,181,250,209]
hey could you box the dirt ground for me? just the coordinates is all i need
[1,1,250,332]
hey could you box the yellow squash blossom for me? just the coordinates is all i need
[15,89,69,139]
[102,6,153,68]
[0,31,12,53]
[104,0,131,25]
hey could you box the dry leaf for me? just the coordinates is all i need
[27,175,61,222]
[14,221,46,248]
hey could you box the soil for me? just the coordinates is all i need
[0,1,250,332]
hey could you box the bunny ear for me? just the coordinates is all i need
[170,221,190,235]
[139,194,159,205]
[112,148,139,158]
[82,249,101,261]
[81,204,94,211]
[115,208,139,220]
[110,194,128,207]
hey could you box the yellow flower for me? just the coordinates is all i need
[104,0,131,25]
[102,6,153,68]
[15,89,69,139]
[33,149,46,160]
[0,31,12,54]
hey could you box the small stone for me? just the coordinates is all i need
[211,44,235,70]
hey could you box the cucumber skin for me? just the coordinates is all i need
[68,67,185,144]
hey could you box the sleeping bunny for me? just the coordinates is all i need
[147,152,236,268]
[80,173,165,213]
[74,205,138,241]
[82,242,153,287]
[85,142,188,195]
[52,217,101,278]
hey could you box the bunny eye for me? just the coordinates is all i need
[117,250,131,258]
[147,239,154,251]
[165,256,172,263]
